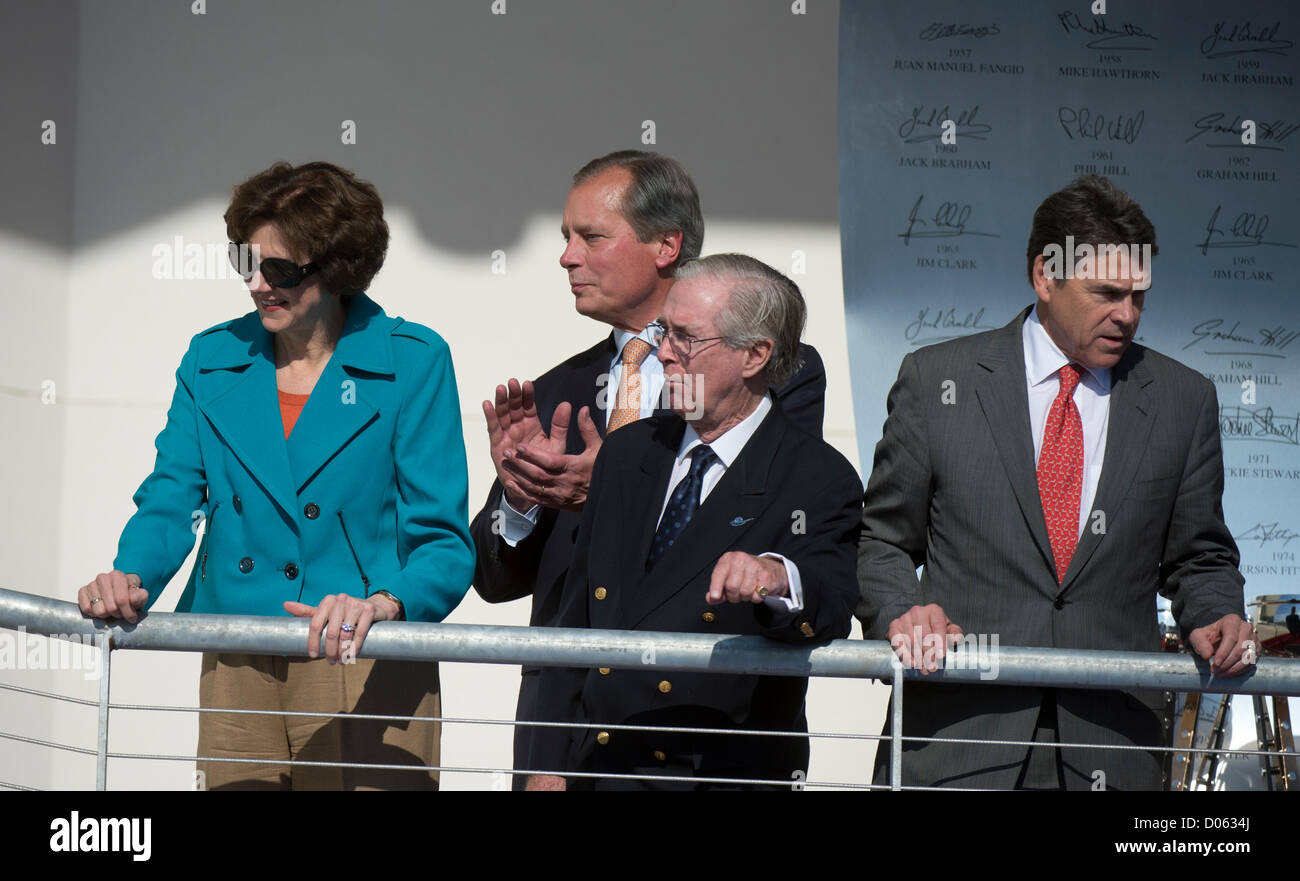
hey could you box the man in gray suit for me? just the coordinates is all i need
[858,175,1254,790]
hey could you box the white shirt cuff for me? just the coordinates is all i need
[759,553,804,615]
[498,494,540,547]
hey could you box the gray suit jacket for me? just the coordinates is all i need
[857,307,1244,790]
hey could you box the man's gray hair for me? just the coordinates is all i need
[674,253,806,387]
[573,150,704,265]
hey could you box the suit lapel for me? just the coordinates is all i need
[589,335,616,443]
[194,295,392,522]
[621,418,682,580]
[196,321,300,522]
[285,297,389,493]
[625,405,787,629]
[973,309,1056,585]
[551,334,616,448]
[1060,345,1156,590]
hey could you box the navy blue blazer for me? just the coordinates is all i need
[468,335,827,778]
[531,402,862,783]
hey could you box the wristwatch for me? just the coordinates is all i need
[371,589,405,621]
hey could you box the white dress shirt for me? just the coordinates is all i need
[499,324,665,544]
[1023,306,1111,536]
[658,394,805,614]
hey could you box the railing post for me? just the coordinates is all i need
[890,653,903,791]
[96,630,111,791]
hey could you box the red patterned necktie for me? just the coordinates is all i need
[1037,364,1084,583]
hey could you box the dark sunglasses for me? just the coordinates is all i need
[228,242,320,289]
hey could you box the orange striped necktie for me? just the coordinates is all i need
[607,337,654,433]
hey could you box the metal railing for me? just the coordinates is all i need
[2,586,1299,790]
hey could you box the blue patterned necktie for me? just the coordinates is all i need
[646,445,718,570]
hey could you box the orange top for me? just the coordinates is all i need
[278,390,311,438]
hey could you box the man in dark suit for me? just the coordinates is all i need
[470,151,827,785]
[858,175,1254,790]
[525,253,860,790]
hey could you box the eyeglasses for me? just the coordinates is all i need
[228,242,320,289]
[650,322,725,358]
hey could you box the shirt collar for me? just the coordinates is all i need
[333,292,393,374]
[611,323,663,364]
[675,394,773,468]
[1023,304,1109,390]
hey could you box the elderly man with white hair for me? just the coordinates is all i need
[528,253,862,790]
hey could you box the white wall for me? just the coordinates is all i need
[0,0,82,790]
[0,0,888,791]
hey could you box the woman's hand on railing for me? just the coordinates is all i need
[77,571,148,624]
[283,592,401,664]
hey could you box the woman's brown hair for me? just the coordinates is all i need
[225,161,389,295]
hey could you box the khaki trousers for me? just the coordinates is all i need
[196,652,441,790]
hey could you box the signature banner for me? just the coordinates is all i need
[839,0,1298,607]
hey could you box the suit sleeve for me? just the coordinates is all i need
[527,441,609,777]
[755,456,862,643]
[856,352,933,640]
[469,369,570,605]
[773,343,826,439]
[389,336,476,623]
[469,480,556,603]
[113,340,208,609]
[1161,380,1245,635]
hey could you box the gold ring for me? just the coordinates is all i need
[755,585,769,598]
[89,597,102,605]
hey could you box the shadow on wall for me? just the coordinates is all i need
[2,0,839,257]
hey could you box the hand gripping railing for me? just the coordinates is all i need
[2,586,1299,790]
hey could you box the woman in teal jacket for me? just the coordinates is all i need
[78,161,474,789]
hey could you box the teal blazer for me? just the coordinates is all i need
[114,293,475,623]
